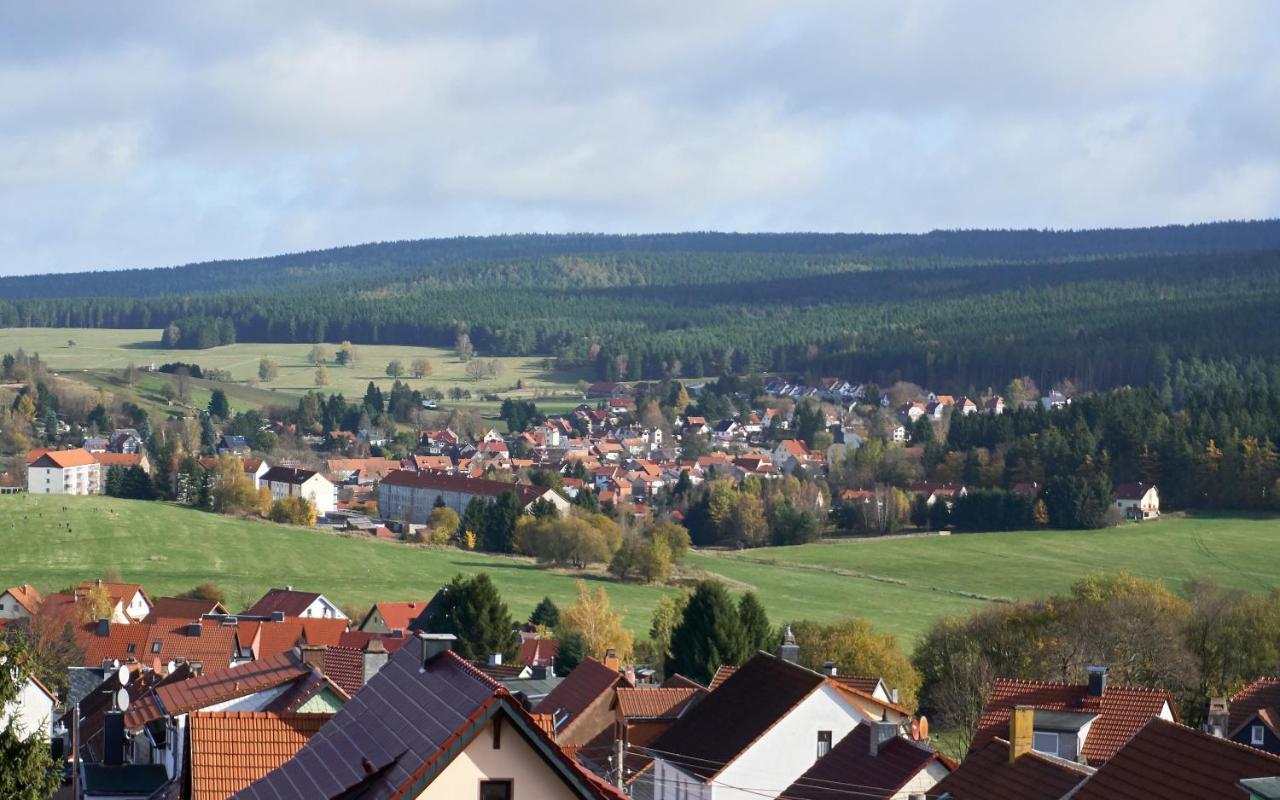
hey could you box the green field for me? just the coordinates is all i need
[0,327,586,414]
[3,494,1278,644]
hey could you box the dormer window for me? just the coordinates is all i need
[1253,725,1266,745]
[126,644,136,654]
[152,642,162,653]
[1032,731,1059,755]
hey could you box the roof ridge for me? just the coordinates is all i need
[994,677,1173,694]
[1146,716,1280,762]
[441,648,503,691]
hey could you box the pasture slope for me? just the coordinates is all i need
[2,493,1277,643]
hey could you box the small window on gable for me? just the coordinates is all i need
[1253,725,1266,745]
[479,780,512,800]
[1032,731,1059,756]
[817,730,832,758]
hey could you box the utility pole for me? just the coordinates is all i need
[615,736,626,791]
[71,702,80,799]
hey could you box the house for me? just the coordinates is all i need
[357,600,431,634]
[244,587,348,620]
[77,618,239,672]
[648,636,909,800]
[1114,482,1160,521]
[954,397,978,416]
[199,456,269,486]
[0,673,56,739]
[1067,718,1280,799]
[970,668,1175,767]
[187,711,333,800]
[1042,390,1070,411]
[26,447,101,494]
[983,395,1006,415]
[217,435,252,457]
[142,596,229,623]
[0,583,43,621]
[259,465,336,517]
[232,633,626,800]
[92,451,153,474]
[925,736,1092,799]
[611,686,707,794]
[773,438,814,474]
[1222,677,1280,754]
[779,721,952,800]
[109,428,144,453]
[534,656,627,747]
[378,469,569,524]
[77,579,154,622]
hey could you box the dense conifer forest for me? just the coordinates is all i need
[3,221,1279,389]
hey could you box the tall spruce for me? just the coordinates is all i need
[667,580,747,684]
[529,596,560,629]
[422,573,517,662]
[738,591,773,655]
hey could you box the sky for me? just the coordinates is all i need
[2,1,1279,276]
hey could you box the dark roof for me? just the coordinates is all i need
[781,723,948,800]
[534,657,625,729]
[260,465,320,485]
[143,596,228,623]
[660,673,706,691]
[232,639,623,800]
[927,738,1091,800]
[1114,481,1155,499]
[83,763,170,794]
[125,652,311,729]
[1231,677,1280,734]
[322,646,366,697]
[380,469,553,506]
[1070,718,1280,799]
[243,588,325,617]
[649,652,826,781]
[972,678,1174,766]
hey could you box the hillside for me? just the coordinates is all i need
[3,222,1280,390]
[4,494,1278,643]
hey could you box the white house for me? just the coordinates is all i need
[649,638,909,800]
[259,466,336,517]
[0,675,56,739]
[1115,482,1160,520]
[0,584,43,621]
[26,448,101,495]
[244,587,348,620]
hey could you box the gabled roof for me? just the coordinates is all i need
[92,452,147,468]
[30,448,97,468]
[782,723,950,800]
[260,465,321,485]
[1070,718,1280,799]
[660,673,706,691]
[143,596,229,623]
[243,588,326,618]
[2,584,43,615]
[926,738,1091,799]
[650,653,827,781]
[534,657,626,729]
[242,618,349,660]
[362,601,429,633]
[232,641,624,800]
[189,711,333,800]
[708,664,736,690]
[972,678,1174,765]
[1114,481,1156,500]
[1230,677,1280,734]
[616,687,705,720]
[125,652,312,730]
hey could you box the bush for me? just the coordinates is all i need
[270,496,316,526]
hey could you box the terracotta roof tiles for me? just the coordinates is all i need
[615,687,703,720]
[926,738,1090,800]
[782,723,950,800]
[125,652,311,730]
[189,711,333,800]
[534,657,625,728]
[1230,677,1280,735]
[321,647,366,697]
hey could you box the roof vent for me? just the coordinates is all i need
[777,625,800,664]
[418,633,456,664]
[822,661,837,677]
[869,720,899,757]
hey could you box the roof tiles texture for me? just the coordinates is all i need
[125,652,310,729]
[926,739,1090,800]
[1070,718,1280,799]
[782,723,947,800]
[1231,677,1280,734]
[189,711,333,800]
[972,678,1173,766]
[321,646,366,697]
[534,657,624,726]
[616,688,703,720]
[242,588,324,618]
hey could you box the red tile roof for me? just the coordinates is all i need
[615,687,703,720]
[972,678,1174,766]
[242,588,326,618]
[368,601,429,633]
[782,723,950,800]
[189,711,333,800]
[3,584,43,615]
[1070,718,1280,799]
[831,675,884,697]
[245,618,349,660]
[519,636,558,667]
[92,452,145,468]
[320,647,365,697]
[534,657,625,729]
[31,448,97,468]
[926,738,1091,800]
[125,652,311,729]
[1230,677,1280,735]
[708,665,736,690]
[143,596,228,623]
[337,630,410,655]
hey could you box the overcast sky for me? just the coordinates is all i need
[2,1,1278,276]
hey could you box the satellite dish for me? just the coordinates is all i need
[918,716,929,741]
[112,659,121,670]
[167,660,176,675]
[117,664,131,687]
[910,718,920,740]
[114,688,130,713]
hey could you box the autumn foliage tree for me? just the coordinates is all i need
[560,581,633,662]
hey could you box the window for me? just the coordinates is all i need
[1253,725,1266,746]
[151,642,162,653]
[479,780,512,800]
[126,644,136,654]
[1032,731,1059,755]
[817,730,832,758]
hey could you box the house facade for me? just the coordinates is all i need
[27,448,101,494]
[1114,483,1159,520]
[259,466,336,517]
[379,469,569,524]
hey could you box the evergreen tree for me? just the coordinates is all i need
[529,596,560,629]
[0,632,62,799]
[667,580,747,684]
[481,492,520,553]
[738,592,773,655]
[207,389,230,420]
[555,630,585,677]
[199,413,218,453]
[422,573,517,663]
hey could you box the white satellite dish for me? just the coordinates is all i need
[114,688,130,713]
[166,660,176,675]
[112,659,121,670]
[117,664,131,687]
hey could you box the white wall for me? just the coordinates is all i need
[895,760,950,800]
[0,679,54,737]
[0,592,32,620]
[27,463,100,495]
[415,715,585,800]
[653,759,712,800]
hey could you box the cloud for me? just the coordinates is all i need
[0,1,1277,274]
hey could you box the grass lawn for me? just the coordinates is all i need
[3,494,1277,646]
[0,327,587,413]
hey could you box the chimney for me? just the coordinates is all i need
[1205,697,1229,737]
[1086,665,1108,697]
[419,632,456,664]
[1009,705,1034,762]
[488,653,503,667]
[96,618,110,637]
[190,660,203,676]
[822,661,838,677]
[103,712,126,766]
[186,623,202,637]
[299,645,326,670]
[363,638,388,685]
[868,720,899,757]
[604,649,621,672]
[531,665,549,680]
[777,625,799,664]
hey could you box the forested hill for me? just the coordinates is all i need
[2,220,1280,391]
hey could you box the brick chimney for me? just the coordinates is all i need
[868,720,899,757]
[299,645,326,670]
[1009,705,1034,762]
[604,649,621,672]
[1087,665,1108,697]
[777,625,799,664]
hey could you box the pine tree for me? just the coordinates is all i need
[422,573,517,663]
[529,596,560,629]
[555,630,585,677]
[207,389,230,420]
[738,592,773,655]
[667,580,747,684]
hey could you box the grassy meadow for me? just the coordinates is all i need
[0,327,587,416]
[3,493,1278,644]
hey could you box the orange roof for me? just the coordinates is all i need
[616,687,703,720]
[188,711,333,800]
[32,448,97,468]
[92,452,145,467]
[2,584,43,615]
[248,618,349,660]
[708,665,736,690]
[371,601,428,633]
